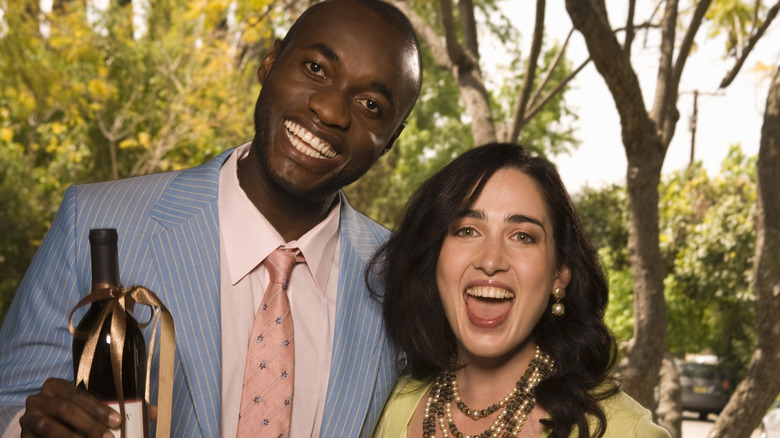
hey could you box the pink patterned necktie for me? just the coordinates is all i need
[237,247,304,438]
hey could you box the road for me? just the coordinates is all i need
[682,411,762,438]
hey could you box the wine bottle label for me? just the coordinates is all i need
[105,399,146,438]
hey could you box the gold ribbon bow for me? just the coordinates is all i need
[68,283,175,438]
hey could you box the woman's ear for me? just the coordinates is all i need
[555,265,572,290]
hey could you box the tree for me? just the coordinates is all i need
[576,150,761,436]
[564,1,778,426]
[709,64,780,438]
[663,152,757,382]
[1,0,580,324]
[346,0,581,226]
[0,0,277,322]
[576,150,759,380]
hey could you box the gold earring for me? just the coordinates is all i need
[552,287,565,316]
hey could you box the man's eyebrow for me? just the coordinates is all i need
[371,80,394,103]
[311,42,340,62]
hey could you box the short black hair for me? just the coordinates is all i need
[280,0,423,107]
[283,0,419,51]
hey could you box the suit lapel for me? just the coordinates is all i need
[148,150,231,437]
[320,198,392,436]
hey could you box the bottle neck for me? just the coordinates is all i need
[90,231,120,287]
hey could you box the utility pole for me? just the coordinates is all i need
[684,89,725,169]
[690,90,698,168]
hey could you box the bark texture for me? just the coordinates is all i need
[656,354,682,438]
[564,0,668,413]
[708,65,780,438]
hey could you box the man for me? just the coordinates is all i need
[0,0,422,436]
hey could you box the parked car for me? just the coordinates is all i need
[678,361,729,420]
[760,402,780,438]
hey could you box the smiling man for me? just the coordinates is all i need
[0,1,422,437]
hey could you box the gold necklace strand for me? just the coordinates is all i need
[453,373,518,419]
[422,346,555,438]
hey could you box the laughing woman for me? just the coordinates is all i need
[370,143,670,438]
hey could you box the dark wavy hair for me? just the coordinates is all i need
[368,143,619,438]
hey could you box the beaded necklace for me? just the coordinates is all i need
[422,346,554,438]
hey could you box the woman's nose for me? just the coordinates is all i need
[475,236,509,275]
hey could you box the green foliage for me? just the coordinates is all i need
[346,3,578,228]
[344,45,474,227]
[576,146,757,387]
[574,184,630,268]
[574,185,633,343]
[0,0,274,323]
[600,248,635,344]
[0,141,48,323]
[662,147,757,386]
[0,0,583,325]
[705,0,756,57]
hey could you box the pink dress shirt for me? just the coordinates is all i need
[218,144,340,437]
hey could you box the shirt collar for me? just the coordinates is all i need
[218,144,340,295]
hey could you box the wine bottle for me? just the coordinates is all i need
[72,228,149,438]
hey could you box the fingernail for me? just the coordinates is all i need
[104,432,116,438]
[108,411,122,427]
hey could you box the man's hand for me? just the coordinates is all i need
[20,378,121,438]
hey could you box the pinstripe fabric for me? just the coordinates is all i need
[0,150,230,437]
[0,149,400,437]
[320,204,400,437]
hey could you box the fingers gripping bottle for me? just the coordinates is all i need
[72,229,149,438]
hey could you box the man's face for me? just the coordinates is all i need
[251,1,420,202]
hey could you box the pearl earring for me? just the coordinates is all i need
[552,287,565,316]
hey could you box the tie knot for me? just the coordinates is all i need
[265,248,301,285]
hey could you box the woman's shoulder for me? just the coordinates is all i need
[373,376,433,438]
[597,391,672,438]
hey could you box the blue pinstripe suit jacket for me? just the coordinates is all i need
[0,150,399,437]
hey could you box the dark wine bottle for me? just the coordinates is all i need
[72,228,149,438]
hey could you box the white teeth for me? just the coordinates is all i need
[465,287,514,299]
[284,120,337,159]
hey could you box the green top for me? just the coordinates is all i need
[373,375,672,438]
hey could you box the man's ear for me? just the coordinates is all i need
[257,39,283,85]
[381,121,407,156]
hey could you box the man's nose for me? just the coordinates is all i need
[309,88,351,129]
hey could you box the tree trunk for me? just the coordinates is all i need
[708,65,780,438]
[656,354,683,438]
[453,66,497,146]
[564,0,668,410]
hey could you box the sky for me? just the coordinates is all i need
[503,1,780,193]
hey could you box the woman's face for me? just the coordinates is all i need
[436,168,570,364]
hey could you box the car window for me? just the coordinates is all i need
[680,363,719,379]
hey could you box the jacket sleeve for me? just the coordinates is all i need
[0,185,85,432]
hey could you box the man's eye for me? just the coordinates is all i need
[305,61,325,77]
[360,99,380,115]
[513,232,534,243]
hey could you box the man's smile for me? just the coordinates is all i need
[284,120,338,159]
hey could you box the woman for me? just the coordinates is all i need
[370,143,670,437]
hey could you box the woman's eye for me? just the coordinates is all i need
[513,232,534,243]
[305,61,325,77]
[454,227,477,238]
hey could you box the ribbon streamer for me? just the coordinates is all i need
[69,283,175,438]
